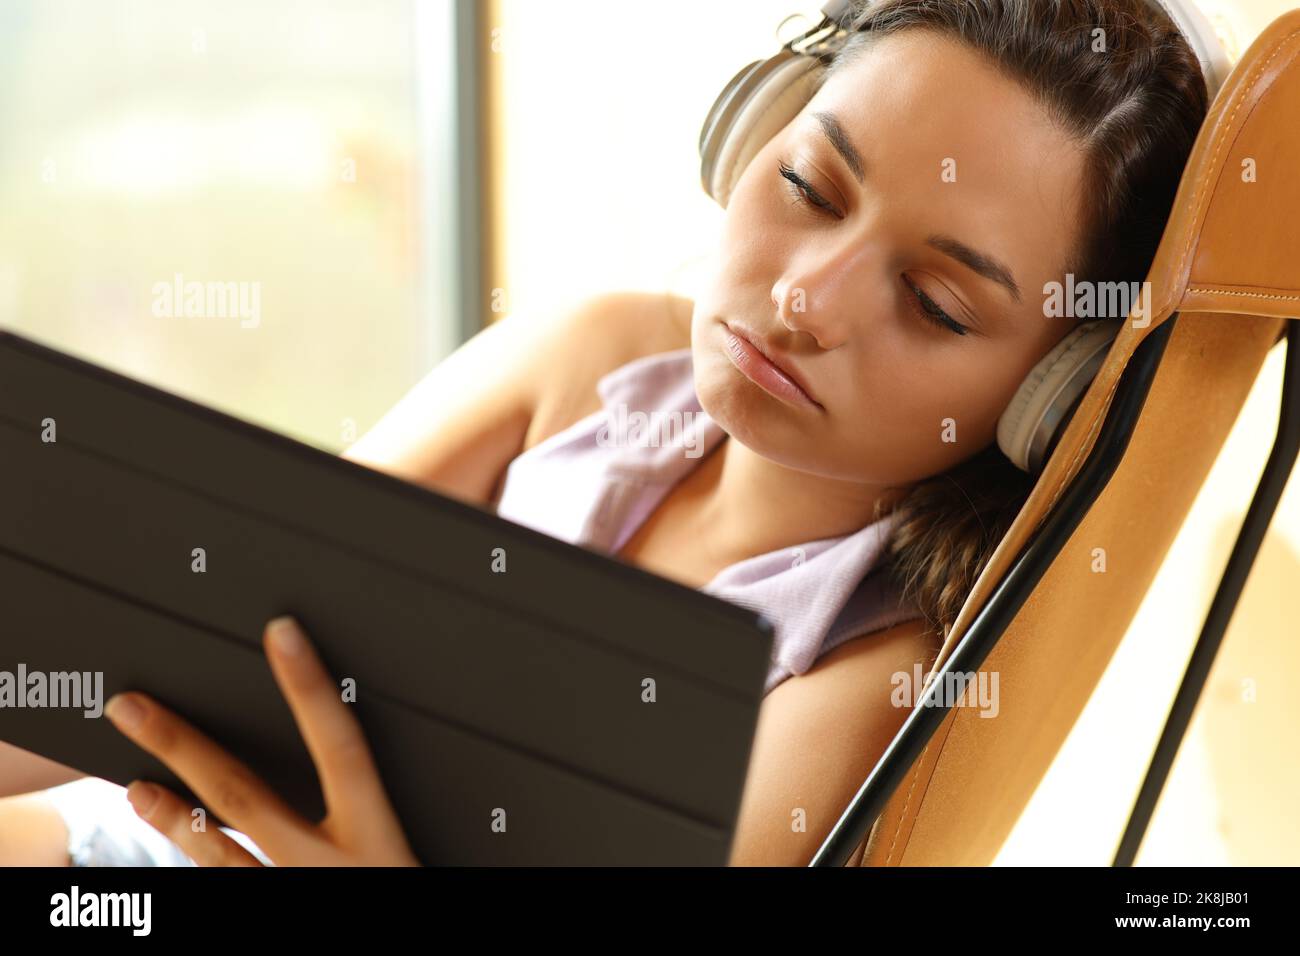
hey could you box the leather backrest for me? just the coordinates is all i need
[852,9,1300,866]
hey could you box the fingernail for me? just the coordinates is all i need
[105,694,146,733]
[126,781,160,817]
[267,616,305,656]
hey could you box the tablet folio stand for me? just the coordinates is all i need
[0,329,773,865]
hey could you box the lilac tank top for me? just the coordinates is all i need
[493,347,925,695]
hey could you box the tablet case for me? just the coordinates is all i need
[0,328,774,865]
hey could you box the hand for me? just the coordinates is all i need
[104,616,420,866]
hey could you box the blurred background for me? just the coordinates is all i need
[0,0,1295,864]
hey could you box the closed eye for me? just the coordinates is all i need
[904,279,970,336]
[774,164,972,340]
[777,160,972,337]
[778,161,840,216]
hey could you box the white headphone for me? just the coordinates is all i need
[698,0,1233,474]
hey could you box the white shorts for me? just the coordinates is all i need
[43,778,273,867]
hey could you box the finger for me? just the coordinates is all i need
[105,691,315,864]
[262,617,402,837]
[125,781,263,868]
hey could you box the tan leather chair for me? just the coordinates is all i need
[819,8,1300,867]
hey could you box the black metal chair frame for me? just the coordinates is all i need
[811,316,1300,867]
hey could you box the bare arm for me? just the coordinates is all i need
[727,617,943,866]
[340,290,672,504]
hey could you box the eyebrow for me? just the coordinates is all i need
[925,234,1022,303]
[812,110,866,184]
[812,110,1022,303]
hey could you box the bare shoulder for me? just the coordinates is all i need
[816,616,943,684]
[340,288,693,507]
[728,616,943,866]
[521,289,694,452]
[763,616,942,729]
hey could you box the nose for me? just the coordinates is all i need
[771,236,878,350]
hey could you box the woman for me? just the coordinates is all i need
[0,0,1209,866]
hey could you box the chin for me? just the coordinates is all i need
[692,348,823,473]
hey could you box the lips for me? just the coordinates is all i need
[721,320,822,410]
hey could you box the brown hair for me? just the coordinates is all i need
[827,0,1210,639]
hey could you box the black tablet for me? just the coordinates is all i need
[0,328,774,865]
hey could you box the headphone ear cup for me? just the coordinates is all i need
[997,320,1121,474]
[699,56,773,167]
[699,50,826,208]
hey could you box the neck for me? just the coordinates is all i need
[679,434,909,566]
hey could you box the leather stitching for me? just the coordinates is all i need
[1003,33,1300,869]
[865,24,1300,870]
[1045,32,1300,522]
[1156,28,1300,319]
[885,737,933,865]
[1188,288,1300,300]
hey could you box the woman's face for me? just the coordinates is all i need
[691,28,1090,490]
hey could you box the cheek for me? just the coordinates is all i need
[828,340,1024,478]
[716,167,791,270]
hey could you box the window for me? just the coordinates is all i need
[0,0,468,452]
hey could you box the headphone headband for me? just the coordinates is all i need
[702,0,1231,209]
[804,0,1229,95]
